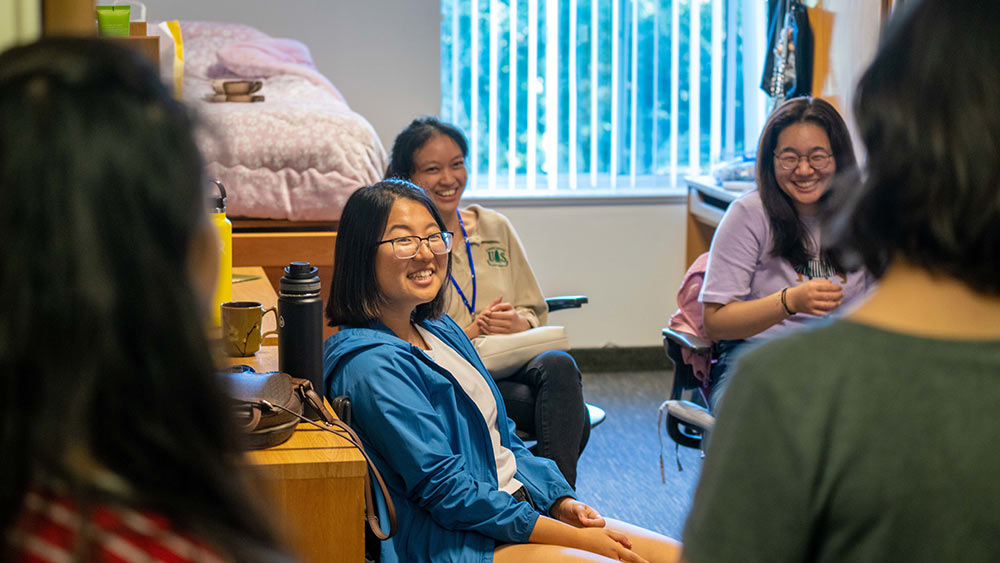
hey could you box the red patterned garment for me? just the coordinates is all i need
[5,486,225,563]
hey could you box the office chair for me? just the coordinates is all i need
[660,328,715,446]
[658,328,716,474]
[658,254,716,471]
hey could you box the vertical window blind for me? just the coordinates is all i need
[441,0,769,194]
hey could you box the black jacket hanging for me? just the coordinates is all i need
[761,0,814,101]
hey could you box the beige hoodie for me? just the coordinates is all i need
[444,204,548,330]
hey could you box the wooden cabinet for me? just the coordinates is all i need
[247,423,367,563]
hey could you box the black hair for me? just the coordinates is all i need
[828,0,1000,294]
[756,96,857,270]
[385,116,469,180]
[0,39,290,560]
[326,179,451,326]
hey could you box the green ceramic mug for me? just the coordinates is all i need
[221,301,278,357]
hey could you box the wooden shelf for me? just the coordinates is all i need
[105,35,159,71]
[43,0,96,37]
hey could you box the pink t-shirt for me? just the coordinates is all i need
[699,190,873,343]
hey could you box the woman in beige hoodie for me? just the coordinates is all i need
[387,118,590,488]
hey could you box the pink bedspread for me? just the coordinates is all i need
[179,21,387,221]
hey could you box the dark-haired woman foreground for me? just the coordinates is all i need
[684,0,1000,560]
[323,180,679,562]
[0,39,292,561]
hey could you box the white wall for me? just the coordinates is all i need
[0,0,41,52]
[146,0,441,147]
[480,201,688,348]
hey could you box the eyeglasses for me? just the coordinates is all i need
[774,151,834,171]
[377,231,454,259]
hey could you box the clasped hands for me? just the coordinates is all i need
[466,295,532,338]
[549,497,648,563]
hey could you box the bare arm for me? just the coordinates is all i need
[703,293,788,341]
[703,279,844,341]
[528,516,649,563]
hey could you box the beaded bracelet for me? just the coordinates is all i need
[780,287,796,316]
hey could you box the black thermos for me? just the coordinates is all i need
[278,262,324,414]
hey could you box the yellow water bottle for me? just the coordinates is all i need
[209,180,232,326]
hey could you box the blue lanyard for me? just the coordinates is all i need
[449,210,476,315]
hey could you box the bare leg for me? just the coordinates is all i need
[493,520,681,563]
[494,543,616,562]
[603,518,682,563]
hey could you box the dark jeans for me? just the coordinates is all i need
[495,350,590,488]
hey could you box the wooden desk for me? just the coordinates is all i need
[684,175,748,265]
[246,401,366,563]
[229,272,365,563]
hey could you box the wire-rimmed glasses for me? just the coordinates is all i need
[774,151,834,171]
[377,231,454,259]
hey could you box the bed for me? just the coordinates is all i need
[175,21,387,291]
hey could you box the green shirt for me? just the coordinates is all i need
[683,320,1000,562]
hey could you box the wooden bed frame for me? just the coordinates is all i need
[231,218,338,339]
[232,219,337,287]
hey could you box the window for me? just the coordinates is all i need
[441,0,768,194]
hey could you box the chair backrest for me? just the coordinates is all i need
[663,332,703,397]
[660,254,716,456]
[665,252,713,393]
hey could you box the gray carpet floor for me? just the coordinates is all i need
[573,370,704,541]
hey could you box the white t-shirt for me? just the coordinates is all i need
[416,325,522,494]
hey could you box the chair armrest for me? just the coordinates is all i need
[546,295,588,312]
[664,399,715,431]
[662,327,712,354]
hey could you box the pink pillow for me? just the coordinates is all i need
[218,38,318,77]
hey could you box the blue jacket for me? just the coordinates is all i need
[323,316,575,563]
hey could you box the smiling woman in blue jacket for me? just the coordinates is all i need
[323,180,679,563]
